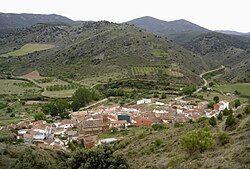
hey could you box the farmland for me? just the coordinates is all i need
[0,43,55,57]
[131,65,183,77]
[0,79,41,96]
[213,83,250,97]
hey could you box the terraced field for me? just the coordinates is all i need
[131,65,183,77]
[0,43,55,57]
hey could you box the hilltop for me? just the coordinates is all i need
[0,21,208,85]
[0,12,76,29]
[126,16,209,44]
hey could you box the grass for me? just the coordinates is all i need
[42,89,76,98]
[0,79,41,95]
[213,83,250,97]
[0,43,55,57]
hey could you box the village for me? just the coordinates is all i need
[4,96,231,151]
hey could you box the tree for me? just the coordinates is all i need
[161,93,167,99]
[42,100,70,119]
[34,112,45,121]
[182,85,196,95]
[202,86,207,91]
[225,113,235,128]
[208,101,215,109]
[217,112,223,120]
[223,108,229,116]
[209,116,217,127]
[67,145,130,169]
[71,88,94,111]
[181,128,214,154]
[208,82,214,87]
[228,108,234,115]
[234,99,241,109]
[213,96,219,103]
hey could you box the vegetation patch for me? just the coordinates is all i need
[213,83,250,97]
[130,65,183,77]
[0,43,55,57]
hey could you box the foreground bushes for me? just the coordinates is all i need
[181,128,214,154]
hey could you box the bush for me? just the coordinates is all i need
[181,128,214,154]
[217,112,223,120]
[217,132,230,146]
[209,116,217,127]
[244,105,250,114]
[10,113,15,117]
[152,124,167,130]
[225,114,235,128]
[223,108,229,116]
[174,122,183,128]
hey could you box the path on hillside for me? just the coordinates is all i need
[175,65,225,100]
[79,98,108,110]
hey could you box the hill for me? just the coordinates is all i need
[216,30,250,36]
[0,21,208,85]
[126,16,210,44]
[0,12,76,29]
[183,32,250,83]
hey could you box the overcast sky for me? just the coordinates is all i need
[1,0,249,32]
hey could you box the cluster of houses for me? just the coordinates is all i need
[6,98,230,150]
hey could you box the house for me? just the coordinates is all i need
[32,124,50,140]
[54,128,65,136]
[136,117,153,127]
[198,101,209,109]
[23,133,33,143]
[110,120,128,129]
[214,100,229,111]
[54,119,75,129]
[137,99,151,105]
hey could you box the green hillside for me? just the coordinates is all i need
[184,32,250,83]
[0,21,208,85]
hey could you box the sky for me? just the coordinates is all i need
[1,0,249,32]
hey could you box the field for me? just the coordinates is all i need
[0,43,55,57]
[199,91,239,103]
[21,70,43,80]
[42,89,76,98]
[0,79,41,95]
[213,83,250,97]
[131,65,183,77]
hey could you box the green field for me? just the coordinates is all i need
[214,83,250,97]
[0,79,41,95]
[131,65,183,77]
[0,43,55,57]
[42,89,76,98]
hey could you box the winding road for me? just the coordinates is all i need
[175,65,225,100]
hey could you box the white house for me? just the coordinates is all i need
[137,99,151,105]
[214,100,230,111]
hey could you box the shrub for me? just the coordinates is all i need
[213,96,219,103]
[10,113,15,117]
[234,99,241,108]
[244,105,250,114]
[223,108,229,116]
[217,132,230,146]
[152,124,167,130]
[217,112,223,120]
[225,113,235,128]
[174,122,183,127]
[181,128,214,154]
[209,116,217,127]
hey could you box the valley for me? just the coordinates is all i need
[0,12,249,169]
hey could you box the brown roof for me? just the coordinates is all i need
[84,120,106,128]
[23,133,33,139]
[111,120,127,124]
